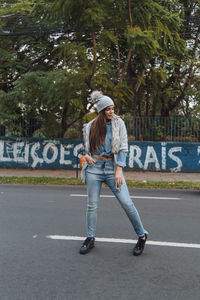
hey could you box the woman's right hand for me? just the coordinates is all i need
[85,154,96,165]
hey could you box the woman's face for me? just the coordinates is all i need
[105,105,114,120]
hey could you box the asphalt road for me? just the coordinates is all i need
[0,185,199,300]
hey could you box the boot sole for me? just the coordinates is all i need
[80,244,95,255]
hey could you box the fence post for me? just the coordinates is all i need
[171,118,173,141]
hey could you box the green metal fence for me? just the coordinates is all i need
[125,116,200,142]
[0,116,200,142]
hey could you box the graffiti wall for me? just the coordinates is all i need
[129,142,200,172]
[0,138,199,172]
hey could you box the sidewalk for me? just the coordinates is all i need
[0,168,199,182]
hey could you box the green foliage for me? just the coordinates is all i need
[83,112,97,124]
[0,0,199,139]
[127,26,160,62]
[0,70,87,137]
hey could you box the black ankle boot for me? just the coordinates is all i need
[80,237,95,254]
[133,234,147,256]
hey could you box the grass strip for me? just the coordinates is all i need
[126,180,200,190]
[0,176,199,190]
[0,176,83,185]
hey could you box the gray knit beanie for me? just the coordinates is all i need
[90,91,114,113]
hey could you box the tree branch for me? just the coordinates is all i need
[114,30,121,81]
[0,44,54,87]
[128,0,133,28]
[120,0,133,82]
[84,28,97,90]
[120,48,132,83]
[134,69,145,93]
[91,29,97,76]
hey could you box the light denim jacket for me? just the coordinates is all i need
[81,114,128,183]
[92,121,127,167]
[82,114,128,163]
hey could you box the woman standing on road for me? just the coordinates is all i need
[80,91,148,256]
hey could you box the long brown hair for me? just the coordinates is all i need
[89,110,107,152]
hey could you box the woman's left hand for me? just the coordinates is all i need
[115,166,123,187]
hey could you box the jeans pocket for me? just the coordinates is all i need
[87,160,97,167]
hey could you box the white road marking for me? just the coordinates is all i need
[46,235,200,249]
[70,194,181,200]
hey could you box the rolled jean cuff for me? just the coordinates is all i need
[138,230,149,238]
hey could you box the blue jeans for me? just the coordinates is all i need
[85,158,148,238]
